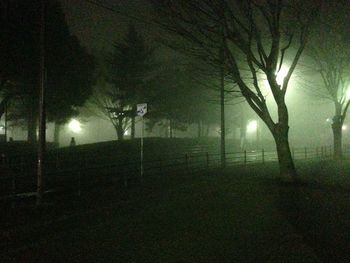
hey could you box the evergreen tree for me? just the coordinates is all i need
[91,24,153,140]
[0,0,95,142]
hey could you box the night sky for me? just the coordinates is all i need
[59,0,151,53]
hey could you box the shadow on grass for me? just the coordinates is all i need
[277,180,350,262]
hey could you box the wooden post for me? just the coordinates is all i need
[36,0,46,206]
[55,151,59,169]
[206,152,209,169]
[185,154,189,171]
[123,173,128,188]
[11,169,16,209]
[20,156,24,175]
[78,170,81,197]
[159,158,162,175]
[78,155,83,197]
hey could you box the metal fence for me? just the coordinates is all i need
[0,144,345,202]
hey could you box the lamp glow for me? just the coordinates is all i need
[247,120,257,133]
[276,66,288,86]
[342,125,347,131]
[68,119,82,133]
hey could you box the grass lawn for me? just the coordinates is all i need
[1,161,350,262]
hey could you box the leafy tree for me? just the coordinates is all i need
[151,0,319,180]
[145,49,222,138]
[90,25,154,140]
[108,24,154,139]
[0,0,95,142]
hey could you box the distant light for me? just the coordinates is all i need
[68,119,82,133]
[247,120,257,133]
[124,129,130,135]
[276,66,288,86]
[326,118,332,123]
[342,125,347,131]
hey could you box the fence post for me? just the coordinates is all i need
[244,150,247,165]
[185,154,189,171]
[56,151,59,169]
[304,147,307,160]
[20,156,24,175]
[206,152,209,169]
[78,170,81,197]
[159,158,162,175]
[78,154,85,197]
[123,173,128,188]
[11,169,16,209]
[262,149,265,164]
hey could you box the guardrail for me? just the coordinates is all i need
[0,144,345,203]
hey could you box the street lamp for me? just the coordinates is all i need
[68,119,82,133]
[247,120,257,133]
[276,66,288,86]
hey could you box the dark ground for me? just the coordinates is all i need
[1,160,350,262]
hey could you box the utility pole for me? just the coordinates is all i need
[37,0,46,206]
[4,101,7,141]
[220,30,226,169]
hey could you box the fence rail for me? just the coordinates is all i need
[0,144,345,202]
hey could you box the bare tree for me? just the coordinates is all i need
[88,72,132,140]
[308,1,350,158]
[152,0,319,179]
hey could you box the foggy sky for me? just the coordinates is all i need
[56,0,346,148]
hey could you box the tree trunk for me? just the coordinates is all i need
[332,119,342,159]
[205,124,209,137]
[27,111,37,143]
[131,105,136,139]
[53,122,61,147]
[220,54,226,168]
[116,117,124,140]
[240,110,247,150]
[27,97,38,143]
[273,124,297,180]
[197,120,202,138]
[0,96,10,120]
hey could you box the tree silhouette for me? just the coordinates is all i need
[0,0,95,142]
[91,25,154,140]
[308,1,350,158]
[151,0,319,179]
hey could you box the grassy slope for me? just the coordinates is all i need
[3,162,333,263]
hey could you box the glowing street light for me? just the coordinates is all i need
[247,120,257,133]
[68,119,82,133]
[276,66,288,86]
[342,125,347,131]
